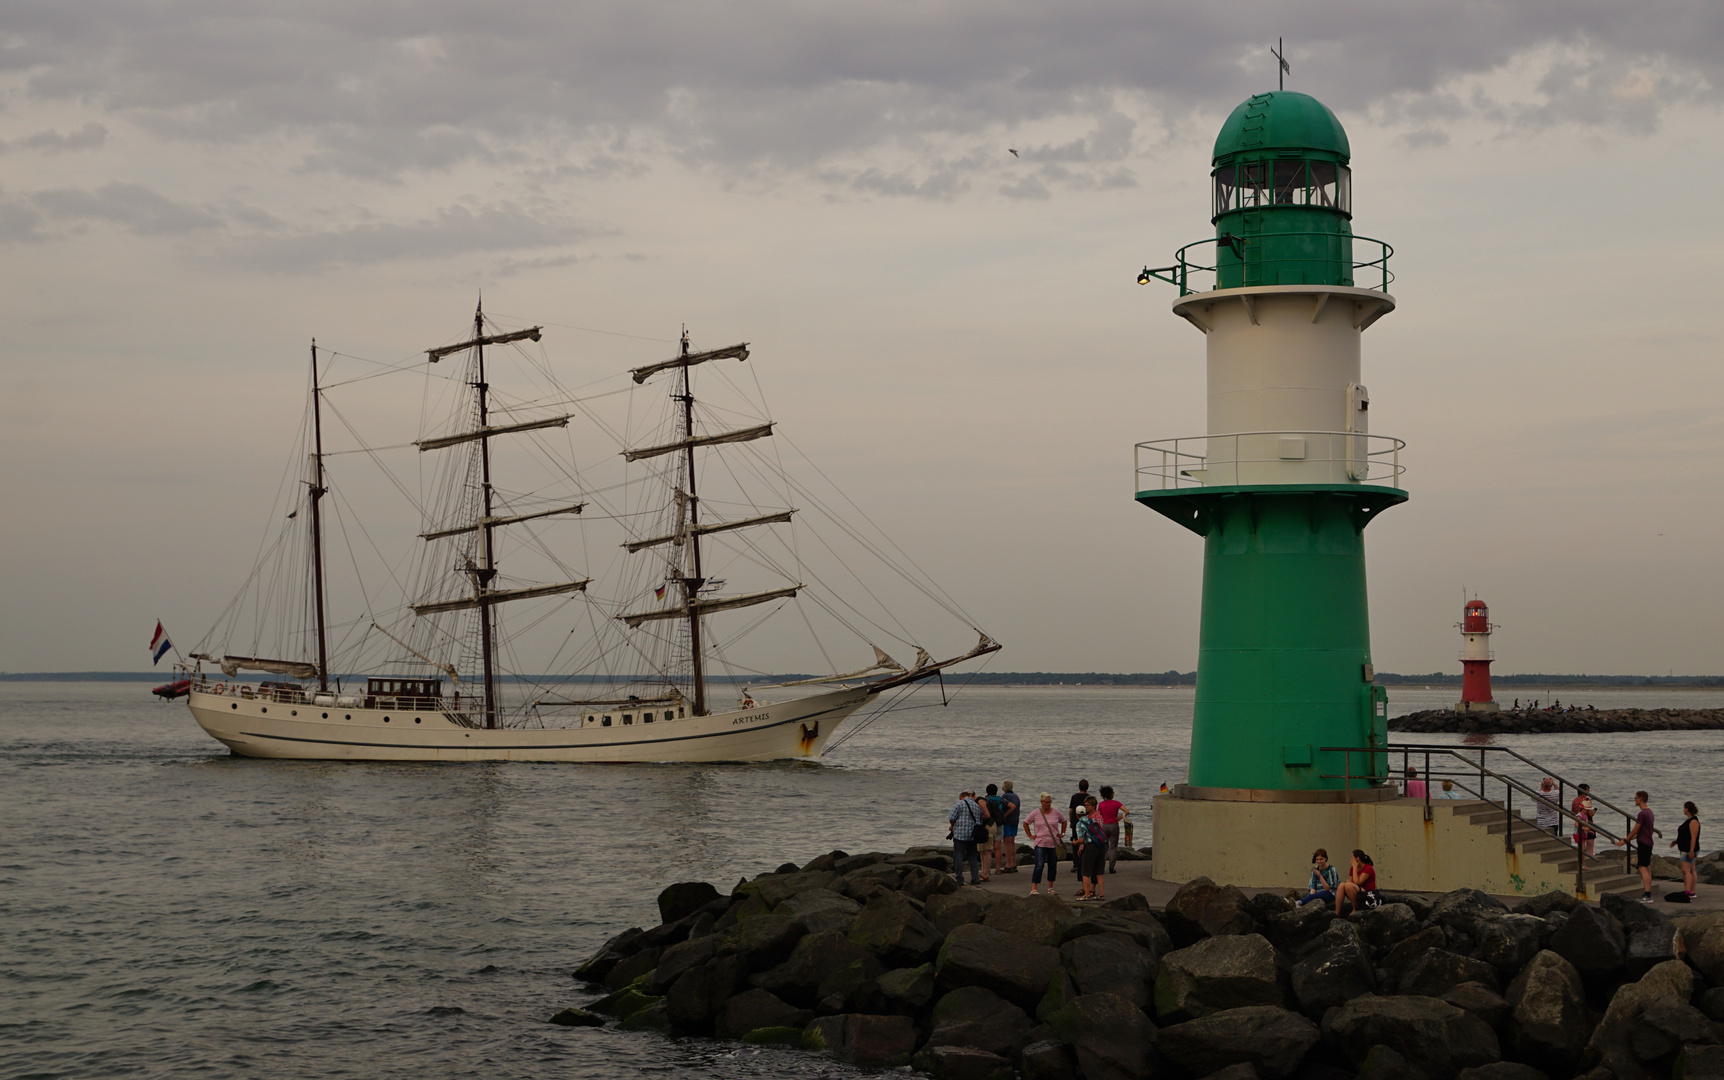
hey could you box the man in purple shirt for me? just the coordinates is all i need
[1613,789,1656,903]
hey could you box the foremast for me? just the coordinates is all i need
[309,341,330,692]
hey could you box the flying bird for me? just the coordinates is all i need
[1008,148,1019,157]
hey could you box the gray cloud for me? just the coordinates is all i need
[32,181,220,234]
[3,2,1720,186]
[5,121,108,152]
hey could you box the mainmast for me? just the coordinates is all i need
[676,330,709,716]
[473,302,499,728]
[308,340,330,692]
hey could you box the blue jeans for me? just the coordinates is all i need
[1031,846,1059,884]
[1299,890,1335,907]
[952,838,980,884]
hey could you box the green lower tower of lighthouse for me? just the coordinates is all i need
[1136,90,1404,795]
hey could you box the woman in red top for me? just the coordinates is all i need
[1335,849,1380,914]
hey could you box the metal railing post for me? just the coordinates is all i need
[1423,750,1432,822]
[1505,786,1515,853]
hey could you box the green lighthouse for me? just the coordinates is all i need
[1136,90,1403,794]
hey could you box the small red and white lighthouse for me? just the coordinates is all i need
[1457,598,1499,713]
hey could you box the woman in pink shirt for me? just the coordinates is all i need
[1095,786,1127,874]
[1024,792,1067,896]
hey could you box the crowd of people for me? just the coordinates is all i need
[946,779,1132,902]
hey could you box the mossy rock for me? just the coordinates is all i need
[801,1024,829,1051]
[619,1000,672,1032]
[588,983,661,1019]
[741,1025,805,1046]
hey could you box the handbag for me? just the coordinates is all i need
[1035,809,1068,860]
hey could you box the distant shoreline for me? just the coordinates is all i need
[7,670,1724,688]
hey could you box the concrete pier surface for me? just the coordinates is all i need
[968,853,1724,912]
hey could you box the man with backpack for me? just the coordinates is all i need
[982,783,1010,879]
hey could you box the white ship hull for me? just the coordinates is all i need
[186,685,869,763]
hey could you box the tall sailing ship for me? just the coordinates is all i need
[182,305,997,762]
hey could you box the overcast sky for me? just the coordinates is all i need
[4,1,1724,677]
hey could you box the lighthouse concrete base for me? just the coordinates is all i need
[1151,789,1581,898]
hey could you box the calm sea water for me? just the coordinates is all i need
[4,681,1722,1079]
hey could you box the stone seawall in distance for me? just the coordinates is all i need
[1390,708,1724,736]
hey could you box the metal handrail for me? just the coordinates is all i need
[1134,431,1406,491]
[1138,233,1394,296]
[1320,743,1655,895]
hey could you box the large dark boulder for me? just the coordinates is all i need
[1155,934,1283,1021]
[778,888,862,937]
[717,912,806,972]
[1444,982,1511,1029]
[839,862,912,902]
[925,985,1034,1058]
[1691,919,1724,986]
[878,963,937,1012]
[651,936,720,993]
[713,988,811,1039]
[849,891,943,967]
[588,982,660,1020]
[1355,904,1422,956]
[1166,877,1224,945]
[1399,949,1500,997]
[1678,1044,1724,1080]
[1262,904,1339,957]
[574,926,646,982]
[1548,905,1626,973]
[1625,996,1721,1065]
[1290,919,1376,1019]
[1154,1005,1321,1079]
[1625,924,1681,979]
[659,880,721,924]
[1584,960,1696,1080]
[1602,891,1668,934]
[1383,926,1447,974]
[1454,1065,1549,1080]
[1063,909,1174,963]
[802,849,848,872]
[1020,1038,1079,1080]
[926,891,1000,936]
[1044,992,1159,1080]
[1201,886,1264,938]
[665,954,745,1029]
[1061,932,1157,1010]
[1701,987,1724,1023]
[913,1045,1015,1080]
[831,852,895,875]
[1355,1043,1431,1080]
[1473,915,1547,975]
[1433,890,1512,935]
[984,893,1079,946]
[1323,995,1502,1079]
[1503,950,1589,1073]
[751,930,875,1008]
[937,923,1063,1011]
[1512,893,1581,919]
[602,945,663,990]
[901,864,961,902]
[802,1012,918,1067]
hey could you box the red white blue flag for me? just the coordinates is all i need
[149,622,174,665]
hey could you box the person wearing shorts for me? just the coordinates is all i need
[999,780,1022,873]
[1614,790,1656,903]
[1075,795,1108,900]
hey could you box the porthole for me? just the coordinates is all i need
[291,710,298,716]
[384,717,391,723]
[322,712,329,719]
[414,717,421,724]
[231,703,238,710]
[345,714,352,720]
[260,707,267,714]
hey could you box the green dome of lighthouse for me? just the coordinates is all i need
[1213,91,1349,165]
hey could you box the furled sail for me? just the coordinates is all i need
[622,510,794,553]
[416,415,570,452]
[426,326,542,362]
[411,578,590,616]
[863,632,1003,695]
[616,585,800,629]
[193,653,320,680]
[622,422,774,463]
[630,343,749,384]
[420,501,586,541]
[774,645,905,686]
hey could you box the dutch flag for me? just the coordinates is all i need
[149,622,174,666]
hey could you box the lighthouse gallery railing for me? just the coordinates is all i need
[1135,431,1406,491]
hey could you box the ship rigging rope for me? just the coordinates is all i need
[824,651,999,755]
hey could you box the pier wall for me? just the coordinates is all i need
[1151,793,1574,897]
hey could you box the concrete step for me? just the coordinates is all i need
[1585,874,1644,897]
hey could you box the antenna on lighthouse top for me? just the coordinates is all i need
[1271,38,1290,91]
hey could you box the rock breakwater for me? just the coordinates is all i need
[561,848,1724,1080]
[1390,708,1724,736]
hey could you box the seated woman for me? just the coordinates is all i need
[1298,848,1340,907]
[1335,849,1382,914]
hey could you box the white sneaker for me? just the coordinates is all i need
[1639,894,1654,903]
